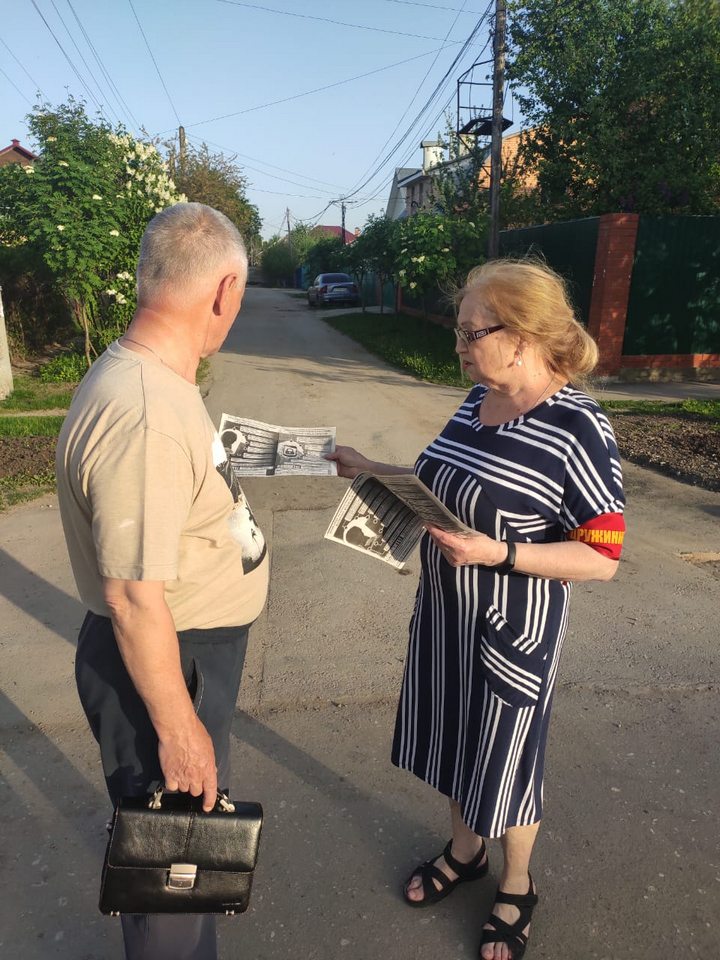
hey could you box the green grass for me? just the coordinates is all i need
[0,474,56,511]
[0,415,65,437]
[0,373,76,412]
[600,398,720,422]
[323,311,467,387]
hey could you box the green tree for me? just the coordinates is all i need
[304,235,348,279]
[169,141,262,252]
[260,238,296,285]
[0,99,184,362]
[346,215,401,313]
[396,212,487,317]
[508,0,720,217]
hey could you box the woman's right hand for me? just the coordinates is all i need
[326,445,374,479]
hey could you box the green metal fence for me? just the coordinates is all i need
[624,216,720,355]
[499,218,600,326]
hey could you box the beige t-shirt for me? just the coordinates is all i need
[56,341,269,631]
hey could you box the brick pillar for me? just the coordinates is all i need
[587,213,639,376]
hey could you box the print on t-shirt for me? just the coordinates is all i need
[213,433,267,574]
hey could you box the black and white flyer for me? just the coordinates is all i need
[324,472,476,568]
[219,413,337,477]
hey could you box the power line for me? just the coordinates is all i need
[47,0,123,124]
[167,46,455,133]
[0,64,33,105]
[349,0,473,191]
[248,186,333,199]
[189,136,346,190]
[0,36,45,96]
[184,132,338,195]
[30,0,106,114]
[383,0,484,11]
[127,0,182,125]
[341,7,492,201]
[65,0,141,130]
[217,0,477,42]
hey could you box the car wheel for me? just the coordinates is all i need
[307,297,315,308]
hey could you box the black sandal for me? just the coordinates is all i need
[402,839,488,908]
[479,875,538,960]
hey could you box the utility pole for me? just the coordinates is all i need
[0,286,13,400]
[286,207,292,248]
[178,125,186,177]
[487,0,506,259]
[341,200,347,245]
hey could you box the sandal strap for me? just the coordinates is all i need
[495,874,538,909]
[417,862,453,898]
[442,839,487,879]
[480,913,529,948]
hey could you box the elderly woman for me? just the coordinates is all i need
[329,260,625,960]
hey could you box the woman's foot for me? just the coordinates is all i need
[479,875,537,960]
[404,839,488,906]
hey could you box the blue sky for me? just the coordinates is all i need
[1,0,522,238]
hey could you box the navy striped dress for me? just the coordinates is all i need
[391,383,625,838]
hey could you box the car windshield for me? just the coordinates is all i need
[321,274,352,283]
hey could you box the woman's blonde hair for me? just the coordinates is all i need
[457,258,598,385]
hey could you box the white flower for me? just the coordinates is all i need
[24,165,35,174]
[46,136,57,142]
[92,194,102,200]
[417,255,426,263]
[409,282,417,289]
[115,293,127,304]
[468,221,475,228]
[398,269,406,276]
[106,289,117,296]
[437,224,444,231]
[109,229,120,236]
[57,160,69,167]
[411,257,418,263]
[442,247,450,252]
[57,224,65,231]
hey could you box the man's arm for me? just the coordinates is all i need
[102,577,218,811]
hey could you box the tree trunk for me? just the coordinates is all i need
[0,285,14,400]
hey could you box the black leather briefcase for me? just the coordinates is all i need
[99,787,263,916]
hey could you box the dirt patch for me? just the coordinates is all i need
[0,437,57,480]
[611,414,720,492]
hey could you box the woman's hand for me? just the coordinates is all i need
[425,524,507,568]
[326,445,375,479]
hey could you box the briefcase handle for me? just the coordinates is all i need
[148,785,236,813]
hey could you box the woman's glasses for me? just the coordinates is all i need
[453,324,504,344]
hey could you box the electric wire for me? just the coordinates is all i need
[184,132,338,195]
[217,0,477,43]
[0,65,33,105]
[341,7,492,201]
[161,46,461,134]
[47,0,123,124]
[65,0,141,131]
[0,36,46,97]
[30,0,106,114]
[127,0,182,125]
[348,0,472,192]
[383,0,484,11]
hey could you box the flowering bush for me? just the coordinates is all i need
[0,100,185,362]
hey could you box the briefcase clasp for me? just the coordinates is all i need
[168,863,197,890]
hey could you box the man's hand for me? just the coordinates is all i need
[159,716,218,812]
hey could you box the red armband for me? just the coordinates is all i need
[566,512,626,560]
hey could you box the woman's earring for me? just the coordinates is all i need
[515,352,523,367]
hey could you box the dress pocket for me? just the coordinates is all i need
[479,604,546,709]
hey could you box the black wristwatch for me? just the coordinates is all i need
[493,540,516,574]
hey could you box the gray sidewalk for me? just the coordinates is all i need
[0,288,718,959]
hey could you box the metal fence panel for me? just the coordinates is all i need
[499,218,600,326]
[624,216,720,355]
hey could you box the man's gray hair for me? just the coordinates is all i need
[137,202,248,302]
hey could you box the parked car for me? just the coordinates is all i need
[307,272,360,308]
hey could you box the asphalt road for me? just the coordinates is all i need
[0,286,718,959]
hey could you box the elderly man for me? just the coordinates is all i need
[56,203,269,959]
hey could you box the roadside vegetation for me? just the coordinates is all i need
[321,308,720,492]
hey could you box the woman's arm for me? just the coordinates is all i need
[426,526,619,582]
[327,445,414,479]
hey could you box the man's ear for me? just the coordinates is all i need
[213,273,237,315]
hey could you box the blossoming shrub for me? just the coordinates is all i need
[0,100,185,362]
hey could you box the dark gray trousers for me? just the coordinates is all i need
[76,611,249,960]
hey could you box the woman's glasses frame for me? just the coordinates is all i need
[453,324,504,344]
